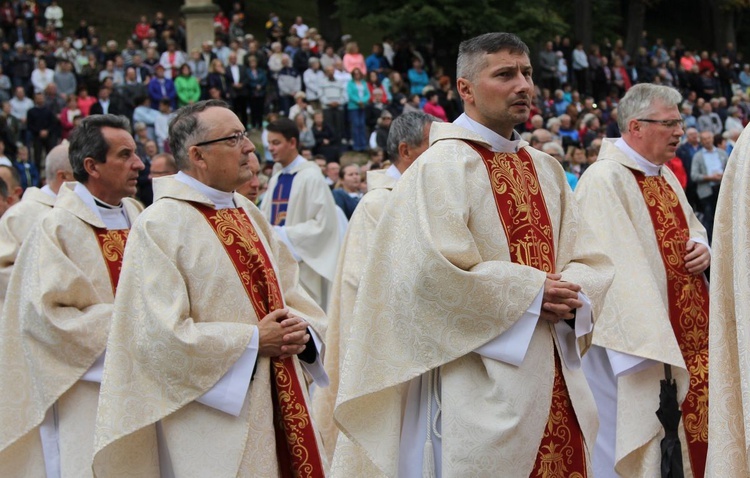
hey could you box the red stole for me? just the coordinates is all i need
[92,227,129,294]
[189,201,324,478]
[467,142,587,478]
[632,171,709,477]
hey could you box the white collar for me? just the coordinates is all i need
[614,138,662,177]
[453,113,522,153]
[41,184,56,198]
[385,164,401,180]
[74,182,130,229]
[175,171,236,209]
[281,155,306,174]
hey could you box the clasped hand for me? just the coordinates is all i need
[541,273,583,324]
[258,308,310,359]
[684,240,710,275]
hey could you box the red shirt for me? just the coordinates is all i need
[665,156,688,189]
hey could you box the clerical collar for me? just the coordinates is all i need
[614,138,662,177]
[385,164,401,180]
[41,184,56,198]
[453,113,522,153]
[175,171,236,209]
[281,155,306,174]
[74,182,130,229]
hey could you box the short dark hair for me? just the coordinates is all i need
[69,114,132,182]
[457,33,529,81]
[266,117,300,146]
[168,99,230,170]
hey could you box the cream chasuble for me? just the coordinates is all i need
[0,186,56,307]
[312,168,398,461]
[0,183,142,477]
[575,139,709,478]
[260,158,341,309]
[93,176,329,478]
[331,122,613,477]
[706,123,750,476]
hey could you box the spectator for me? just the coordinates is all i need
[292,37,313,76]
[572,42,589,95]
[0,138,10,165]
[0,66,11,102]
[30,57,53,94]
[277,54,301,116]
[303,57,324,109]
[75,85,96,116]
[724,106,743,133]
[158,39,186,80]
[292,16,308,38]
[246,55,267,130]
[147,64,176,109]
[9,86,32,142]
[26,92,57,169]
[13,143,38,189]
[422,90,447,122]
[347,67,369,152]
[319,44,340,71]
[294,112,315,150]
[366,43,389,80]
[696,102,723,135]
[225,51,249,126]
[0,3,15,40]
[44,0,63,31]
[691,130,728,239]
[205,57,228,100]
[342,41,366,75]
[311,110,337,161]
[186,48,208,86]
[53,59,76,98]
[9,42,33,89]
[0,163,22,207]
[407,58,429,96]
[332,163,362,219]
[154,99,172,152]
[320,65,346,142]
[324,161,340,188]
[174,63,200,107]
[58,93,79,139]
[374,109,391,151]
[288,91,313,128]
[90,85,123,116]
[538,41,558,91]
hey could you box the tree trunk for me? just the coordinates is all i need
[317,0,342,47]
[574,0,593,50]
[711,1,736,52]
[624,0,645,58]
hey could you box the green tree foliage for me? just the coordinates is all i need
[335,0,567,47]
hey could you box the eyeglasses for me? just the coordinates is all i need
[194,130,250,148]
[636,118,684,129]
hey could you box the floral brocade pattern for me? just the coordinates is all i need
[189,203,324,478]
[92,227,130,294]
[633,173,709,477]
[470,143,588,478]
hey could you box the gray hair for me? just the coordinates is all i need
[457,33,529,82]
[541,141,565,157]
[386,111,436,162]
[617,83,683,132]
[69,114,132,183]
[168,99,230,171]
[45,144,71,183]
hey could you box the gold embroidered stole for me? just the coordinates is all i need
[632,171,709,477]
[189,201,324,478]
[92,227,129,294]
[467,142,587,478]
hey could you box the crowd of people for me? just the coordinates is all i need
[1,0,750,476]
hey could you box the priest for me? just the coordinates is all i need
[0,115,144,476]
[93,100,329,477]
[706,123,750,476]
[331,33,613,477]
[260,117,340,309]
[313,111,434,461]
[0,144,73,306]
[576,83,711,477]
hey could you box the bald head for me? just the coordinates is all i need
[46,144,73,192]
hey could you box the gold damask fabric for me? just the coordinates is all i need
[312,169,398,462]
[706,123,750,476]
[260,160,341,308]
[0,183,142,477]
[331,123,613,477]
[0,187,55,305]
[575,139,708,477]
[93,177,328,477]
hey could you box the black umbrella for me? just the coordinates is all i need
[655,363,684,478]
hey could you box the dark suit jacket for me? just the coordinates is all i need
[225,65,249,99]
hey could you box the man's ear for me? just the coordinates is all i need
[456,77,473,104]
[83,156,101,179]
